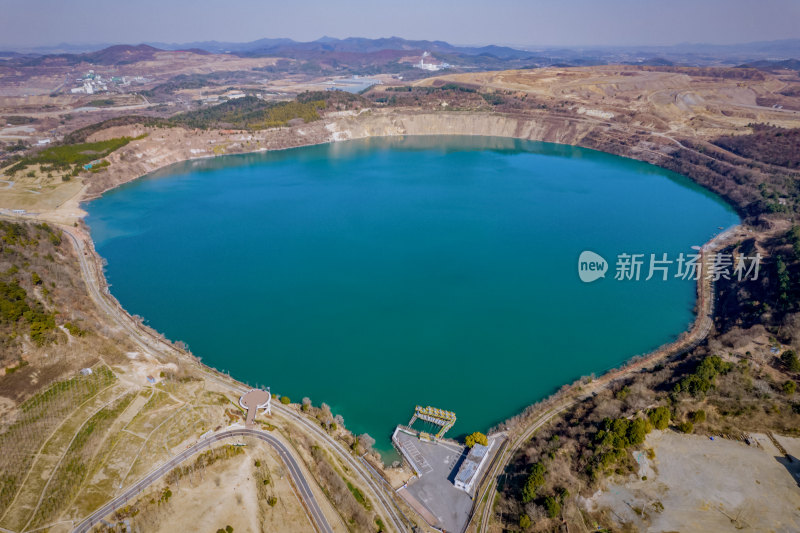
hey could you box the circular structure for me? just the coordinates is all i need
[240,389,271,426]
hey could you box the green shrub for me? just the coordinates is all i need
[627,418,651,446]
[689,410,706,423]
[465,431,488,448]
[648,406,671,430]
[4,136,141,177]
[481,93,504,105]
[677,421,694,434]
[519,513,532,529]
[544,495,561,518]
[783,380,797,395]
[595,416,653,450]
[64,322,88,337]
[674,355,733,396]
[781,350,800,372]
[88,159,110,173]
[170,97,324,130]
[346,480,370,509]
[522,462,546,503]
[279,396,291,405]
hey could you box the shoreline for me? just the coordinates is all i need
[43,201,743,533]
[5,111,749,465]
[0,118,748,531]
[27,107,754,226]
[75,135,740,432]
[469,223,744,531]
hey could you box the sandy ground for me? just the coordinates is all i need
[256,445,320,533]
[586,430,800,532]
[150,449,262,533]
[119,351,177,388]
[1,65,796,225]
[0,52,282,99]
[146,446,315,533]
[419,66,800,136]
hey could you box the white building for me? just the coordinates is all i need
[454,442,492,493]
[414,51,451,72]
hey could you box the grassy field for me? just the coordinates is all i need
[170,96,325,130]
[0,366,116,522]
[1,135,145,179]
[0,370,241,531]
[28,391,137,529]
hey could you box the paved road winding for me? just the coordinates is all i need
[73,428,333,533]
[472,226,740,533]
[272,403,410,531]
[60,226,409,532]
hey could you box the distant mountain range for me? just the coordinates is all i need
[737,58,800,72]
[1,37,799,71]
[0,44,212,68]
[146,36,536,60]
[0,38,549,72]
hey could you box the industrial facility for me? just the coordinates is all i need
[454,441,493,493]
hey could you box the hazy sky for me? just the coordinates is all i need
[1,0,799,48]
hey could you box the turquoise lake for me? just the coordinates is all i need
[86,136,739,455]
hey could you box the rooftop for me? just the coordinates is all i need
[454,443,489,485]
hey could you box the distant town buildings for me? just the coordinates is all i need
[414,51,450,72]
[68,70,148,95]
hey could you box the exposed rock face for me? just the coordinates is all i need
[78,110,681,216]
[80,109,786,221]
[328,111,604,146]
[328,110,794,220]
[82,121,334,200]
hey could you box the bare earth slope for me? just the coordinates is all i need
[1,65,800,532]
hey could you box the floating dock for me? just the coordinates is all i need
[408,405,457,439]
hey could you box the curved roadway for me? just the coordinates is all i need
[73,428,333,533]
[61,227,409,532]
[472,226,739,533]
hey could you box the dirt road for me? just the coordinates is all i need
[473,225,742,533]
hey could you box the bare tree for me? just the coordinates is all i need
[359,433,375,452]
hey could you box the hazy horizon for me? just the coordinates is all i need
[2,0,799,50]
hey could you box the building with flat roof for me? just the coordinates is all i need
[454,442,491,493]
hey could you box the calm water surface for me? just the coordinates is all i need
[86,136,739,455]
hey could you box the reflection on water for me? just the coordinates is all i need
[87,136,739,455]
